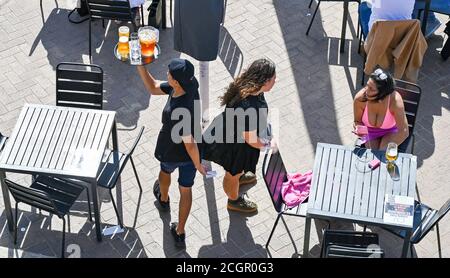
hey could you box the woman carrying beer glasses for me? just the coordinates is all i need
[353,67,409,150]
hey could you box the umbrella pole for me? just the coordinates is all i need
[199,61,209,129]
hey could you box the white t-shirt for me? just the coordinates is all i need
[368,0,415,32]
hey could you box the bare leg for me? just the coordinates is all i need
[158,170,171,202]
[223,171,242,201]
[177,186,192,235]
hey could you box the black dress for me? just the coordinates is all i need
[202,94,268,176]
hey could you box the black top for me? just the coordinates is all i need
[202,94,269,176]
[154,82,201,162]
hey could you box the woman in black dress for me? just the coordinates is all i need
[203,59,276,213]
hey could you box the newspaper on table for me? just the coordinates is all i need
[383,194,414,227]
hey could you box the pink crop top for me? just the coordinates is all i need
[362,95,397,129]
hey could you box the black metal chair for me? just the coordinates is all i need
[321,229,384,258]
[306,0,361,36]
[395,79,422,155]
[382,198,450,258]
[86,0,138,61]
[262,149,310,249]
[56,62,104,110]
[0,132,7,153]
[4,176,92,258]
[96,126,145,229]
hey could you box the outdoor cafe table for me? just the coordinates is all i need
[0,104,118,242]
[302,143,417,258]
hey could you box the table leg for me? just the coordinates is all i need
[303,217,312,258]
[0,170,14,232]
[340,0,349,53]
[401,231,412,258]
[91,178,102,242]
[421,0,431,36]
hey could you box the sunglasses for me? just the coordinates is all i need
[373,68,388,80]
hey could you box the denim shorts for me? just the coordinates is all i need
[160,161,196,187]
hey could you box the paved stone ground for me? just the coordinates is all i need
[0,0,449,258]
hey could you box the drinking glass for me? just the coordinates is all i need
[118,36,129,60]
[138,26,157,57]
[385,142,398,168]
[129,32,141,65]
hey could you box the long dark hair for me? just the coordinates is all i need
[220,58,276,107]
[367,67,395,101]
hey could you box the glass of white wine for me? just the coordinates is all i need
[385,142,398,168]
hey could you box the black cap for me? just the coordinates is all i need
[168,58,199,92]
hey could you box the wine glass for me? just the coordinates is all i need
[385,142,398,168]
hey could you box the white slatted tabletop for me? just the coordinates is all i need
[303,143,417,258]
[0,104,115,179]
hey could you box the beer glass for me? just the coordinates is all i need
[385,142,398,167]
[138,26,157,57]
[118,36,129,60]
[118,26,130,38]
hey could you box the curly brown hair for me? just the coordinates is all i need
[220,58,276,107]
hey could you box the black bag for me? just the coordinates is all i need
[68,0,89,24]
[441,20,450,61]
[147,0,163,29]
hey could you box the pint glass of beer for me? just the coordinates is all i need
[118,36,129,60]
[138,26,157,57]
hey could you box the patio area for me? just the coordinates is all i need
[0,0,449,258]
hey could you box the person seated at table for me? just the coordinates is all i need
[353,67,409,150]
[359,0,444,38]
[359,0,416,37]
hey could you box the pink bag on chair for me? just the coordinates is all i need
[281,170,312,208]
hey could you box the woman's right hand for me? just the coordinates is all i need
[195,163,207,176]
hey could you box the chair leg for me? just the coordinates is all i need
[140,5,145,26]
[266,213,282,249]
[308,0,314,9]
[361,52,366,86]
[85,188,92,222]
[356,5,360,39]
[109,189,124,228]
[358,28,362,54]
[89,20,92,63]
[130,157,142,229]
[61,217,66,258]
[410,243,413,258]
[436,223,442,258]
[14,202,19,245]
[306,0,321,36]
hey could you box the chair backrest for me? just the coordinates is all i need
[4,179,60,216]
[394,79,422,135]
[321,229,383,258]
[108,126,145,186]
[412,198,450,244]
[262,149,287,213]
[56,62,104,110]
[86,0,133,21]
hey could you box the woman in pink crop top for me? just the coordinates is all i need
[353,68,409,150]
